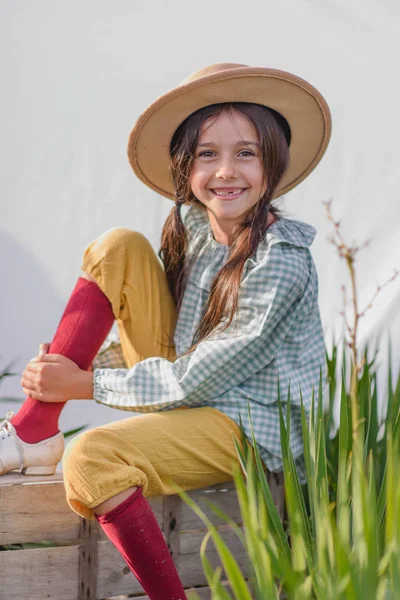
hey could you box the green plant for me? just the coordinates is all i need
[182,349,400,599]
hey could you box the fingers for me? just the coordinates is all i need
[21,369,37,383]
[25,361,45,374]
[21,373,43,400]
[40,353,63,363]
[27,343,51,365]
[22,386,42,400]
[27,354,62,368]
[39,343,51,353]
[38,343,51,361]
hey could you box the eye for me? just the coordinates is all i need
[238,150,255,157]
[197,150,215,158]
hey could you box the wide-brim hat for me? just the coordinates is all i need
[127,63,332,200]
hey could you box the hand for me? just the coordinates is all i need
[34,343,93,371]
[21,354,94,402]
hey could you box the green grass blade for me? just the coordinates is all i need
[245,403,291,562]
[62,425,88,438]
[300,392,316,541]
[199,533,233,600]
[278,401,313,571]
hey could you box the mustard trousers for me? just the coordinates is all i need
[62,228,246,520]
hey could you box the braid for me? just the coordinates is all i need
[159,200,188,308]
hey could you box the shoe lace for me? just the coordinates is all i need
[0,411,15,440]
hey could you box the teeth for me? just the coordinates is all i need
[214,189,243,196]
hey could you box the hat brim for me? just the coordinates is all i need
[127,66,332,200]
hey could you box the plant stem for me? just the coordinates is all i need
[346,250,360,437]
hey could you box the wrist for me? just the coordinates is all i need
[75,370,94,400]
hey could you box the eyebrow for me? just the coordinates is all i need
[197,141,260,147]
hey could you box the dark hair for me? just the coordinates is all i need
[159,102,291,354]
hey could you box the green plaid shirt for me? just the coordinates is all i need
[93,205,326,473]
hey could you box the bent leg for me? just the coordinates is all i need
[7,227,174,452]
[63,407,242,519]
[95,487,187,600]
[9,278,114,446]
[82,227,177,366]
[63,407,242,600]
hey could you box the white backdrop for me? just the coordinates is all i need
[1,0,399,433]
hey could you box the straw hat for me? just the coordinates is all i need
[127,63,332,200]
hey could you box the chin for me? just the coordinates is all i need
[216,209,246,221]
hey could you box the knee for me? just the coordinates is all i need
[63,428,93,469]
[62,426,147,516]
[63,428,106,489]
[85,227,151,264]
[62,428,116,517]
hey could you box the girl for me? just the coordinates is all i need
[0,63,331,599]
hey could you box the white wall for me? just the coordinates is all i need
[1,0,400,432]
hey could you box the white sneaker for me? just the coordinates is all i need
[0,411,64,476]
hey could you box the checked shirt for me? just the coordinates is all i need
[93,205,326,474]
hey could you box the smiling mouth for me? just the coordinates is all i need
[211,188,246,198]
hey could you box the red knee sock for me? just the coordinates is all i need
[11,277,114,443]
[95,488,187,600]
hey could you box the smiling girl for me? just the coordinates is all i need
[0,64,331,599]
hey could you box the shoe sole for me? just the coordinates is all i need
[21,464,58,475]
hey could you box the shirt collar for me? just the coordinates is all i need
[184,203,316,250]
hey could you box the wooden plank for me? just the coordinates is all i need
[79,518,99,600]
[0,479,80,544]
[0,472,63,486]
[0,546,80,600]
[181,475,284,530]
[163,494,182,566]
[130,581,233,599]
[181,483,241,530]
[178,528,250,589]
[96,540,145,597]
[180,526,245,556]
[185,582,233,599]
[179,548,249,590]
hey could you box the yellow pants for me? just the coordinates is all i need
[62,227,246,520]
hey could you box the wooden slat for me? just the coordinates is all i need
[131,581,233,599]
[163,493,182,565]
[0,478,80,544]
[79,518,99,600]
[0,472,64,486]
[96,540,144,597]
[0,546,80,600]
[185,584,232,599]
[180,526,245,556]
[178,528,249,589]
[181,483,241,530]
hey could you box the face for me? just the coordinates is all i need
[189,109,266,245]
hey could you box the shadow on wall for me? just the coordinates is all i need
[0,230,140,432]
[0,230,65,405]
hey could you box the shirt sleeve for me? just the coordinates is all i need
[93,243,311,412]
[92,342,127,370]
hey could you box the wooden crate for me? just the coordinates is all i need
[0,472,256,600]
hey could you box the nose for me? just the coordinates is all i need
[215,157,237,180]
